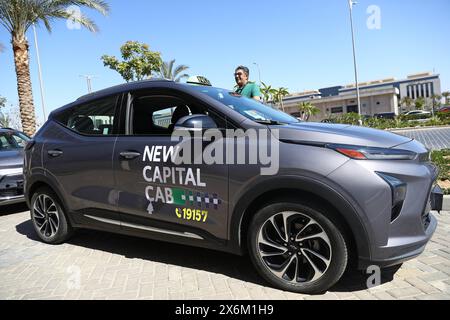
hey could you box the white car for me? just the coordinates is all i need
[404,110,432,117]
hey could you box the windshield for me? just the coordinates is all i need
[0,132,30,151]
[190,86,300,124]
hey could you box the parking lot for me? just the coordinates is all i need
[391,126,450,150]
[1,203,449,300]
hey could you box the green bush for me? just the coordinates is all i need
[437,111,450,121]
[431,149,450,181]
[324,112,450,130]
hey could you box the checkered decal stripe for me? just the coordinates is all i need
[180,190,222,209]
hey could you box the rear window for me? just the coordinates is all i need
[53,95,119,136]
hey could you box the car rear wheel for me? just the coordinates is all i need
[248,201,348,294]
[30,187,73,244]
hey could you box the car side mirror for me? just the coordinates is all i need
[174,114,218,131]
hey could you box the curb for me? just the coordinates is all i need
[443,195,450,212]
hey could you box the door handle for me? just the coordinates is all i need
[48,149,63,157]
[120,151,141,160]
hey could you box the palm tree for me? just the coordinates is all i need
[273,87,289,111]
[0,111,11,127]
[297,102,320,121]
[0,0,109,136]
[400,96,413,113]
[414,97,426,110]
[430,94,442,113]
[260,82,273,103]
[157,59,189,82]
[442,91,450,105]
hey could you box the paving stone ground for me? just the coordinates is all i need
[1,203,449,300]
[391,126,450,150]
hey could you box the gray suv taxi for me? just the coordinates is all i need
[24,80,442,294]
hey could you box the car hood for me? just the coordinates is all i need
[0,149,24,168]
[275,122,412,148]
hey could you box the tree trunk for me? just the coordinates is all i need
[12,35,36,136]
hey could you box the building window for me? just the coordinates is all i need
[426,83,430,97]
[347,105,358,113]
[416,86,420,99]
[331,107,343,114]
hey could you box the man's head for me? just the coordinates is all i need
[234,65,250,87]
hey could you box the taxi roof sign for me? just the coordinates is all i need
[186,75,212,86]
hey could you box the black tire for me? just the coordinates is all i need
[30,187,73,244]
[248,201,348,294]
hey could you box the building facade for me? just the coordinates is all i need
[283,72,441,121]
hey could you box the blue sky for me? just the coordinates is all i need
[1,0,449,123]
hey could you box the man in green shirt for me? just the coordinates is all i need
[234,65,261,101]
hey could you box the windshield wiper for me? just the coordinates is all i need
[254,120,288,125]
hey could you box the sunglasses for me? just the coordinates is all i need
[234,72,245,77]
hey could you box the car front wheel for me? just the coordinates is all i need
[248,201,348,294]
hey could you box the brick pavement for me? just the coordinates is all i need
[391,126,450,150]
[1,203,449,300]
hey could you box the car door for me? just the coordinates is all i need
[43,94,123,230]
[113,89,229,241]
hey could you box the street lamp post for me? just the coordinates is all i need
[79,75,96,93]
[348,0,362,125]
[32,23,47,121]
[253,62,262,86]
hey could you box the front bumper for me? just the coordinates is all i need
[358,180,441,269]
[358,212,437,269]
[0,173,25,206]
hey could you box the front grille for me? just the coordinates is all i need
[0,174,24,199]
[0,188,23,198]
[422,190,433,230]
[422,213,431,230]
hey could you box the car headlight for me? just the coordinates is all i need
[326,144,417,160]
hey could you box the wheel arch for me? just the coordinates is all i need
[26,173,69,216]
[228,176,372,263]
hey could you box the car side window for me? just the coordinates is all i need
[54,95,119,136]
[130,95,212,135]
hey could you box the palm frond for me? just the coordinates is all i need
[158,59,189,81]
[174,73,189,82]
[173,64,189,76]
[0,0,109,37]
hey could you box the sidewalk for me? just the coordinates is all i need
[0,204,449,300]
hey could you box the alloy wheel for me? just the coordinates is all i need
[33,194,60,239]
[257,211,332,284]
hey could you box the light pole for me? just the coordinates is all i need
[348,0,362,125]
[253,62,262,86]
[79,75,96,93]
[32,23,47,121]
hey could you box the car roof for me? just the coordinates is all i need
[76,78,174,103]
[50,79,235,118]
